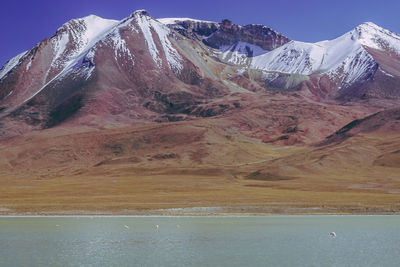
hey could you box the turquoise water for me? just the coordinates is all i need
[0,216,399,266]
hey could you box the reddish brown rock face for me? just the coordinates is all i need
[320,107,400,146]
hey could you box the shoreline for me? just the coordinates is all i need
[1,210,400,217]
[2,205,400,217]
[1,214,400,217]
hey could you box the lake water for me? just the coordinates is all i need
[0,216,399,266]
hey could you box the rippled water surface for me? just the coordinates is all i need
[0,216,399,266]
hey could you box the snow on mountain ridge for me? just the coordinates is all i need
[250,40,324,75]
[44,9,184,84]
[0,51,28,80]
[135,12,183,71]
[247,22,399,86]
[80,10,183,72]
[20,16,131,105]
[10,9,185,106]
[354,22,400,53]
[158,18,217,25]
[51,15,119,67]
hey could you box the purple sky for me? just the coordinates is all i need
[1,0,399,66]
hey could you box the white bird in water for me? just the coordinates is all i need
[124,225,129,229]
[55,224,60,227]
[330,232,336,237]
[156,225,159,229]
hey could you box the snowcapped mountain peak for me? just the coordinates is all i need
[69,15,118,41]
[349,22,400,52]
[354,21,398,37]
[234,21,400,89]
[52,9,183,75]
[49,14,118,72]
[247,24,381,86]
[53,14,118,58]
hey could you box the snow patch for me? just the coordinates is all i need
[218,41,268,65]
[51,31,70,69]
[136,13,183,71]
[236,68,246,75]
[152,22,183,71]
[25,57,33,71]
[379,67,395,78]
[5,90,13,98]
[85,66,95,80]
[85,48,96,62]
[0,51,27,80]
[109,30,135,63]
[262,71,280,82]
[136,14,162,66]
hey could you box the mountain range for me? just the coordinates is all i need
[0,10,399,215]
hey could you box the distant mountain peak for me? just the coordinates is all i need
[348,21,400,53]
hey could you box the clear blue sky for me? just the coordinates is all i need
[1,0,399,66]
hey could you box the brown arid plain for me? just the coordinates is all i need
[1,103,400,215]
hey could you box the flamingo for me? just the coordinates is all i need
[330,232,336,237]
[124,225,129,229]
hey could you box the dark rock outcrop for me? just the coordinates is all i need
[204,19,290,51]
[162,19,219,38]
